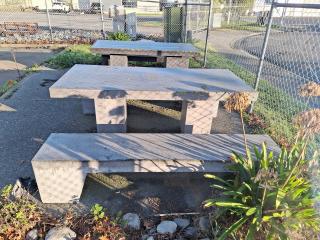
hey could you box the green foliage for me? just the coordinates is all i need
[23,64,41,74]
[46,45,102,69]
[107,32,131,41]
[0,185,41,239]
[205,143,320,239]
[91,203,105,221]
[0,79,17,96]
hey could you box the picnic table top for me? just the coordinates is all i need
[91,40,199,57]
[50,65,258,101]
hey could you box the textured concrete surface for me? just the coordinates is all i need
[0,69,256,214]
[166,56,189,68]
[0,48,55,85]
[50,65,257,134]
[32,133,278,203]
[50,65,257,101]
[91,40,199,57]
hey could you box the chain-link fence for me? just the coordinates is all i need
[0,0,210,46]
[206,0,319,151]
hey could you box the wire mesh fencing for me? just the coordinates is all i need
[0,0,210,47]
[207,0,320,151]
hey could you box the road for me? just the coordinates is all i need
[0,11,163,35]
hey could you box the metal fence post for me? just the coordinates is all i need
[99,0,106,38]
[227,0,232,25]
[203,0,212,67]
[249,0,275,113]
[45,0,53,42]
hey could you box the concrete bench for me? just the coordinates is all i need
[32,133,279,203]
[91,40,199,68]
[49,65,258,134]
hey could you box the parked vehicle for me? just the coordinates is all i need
[51,2,70,13]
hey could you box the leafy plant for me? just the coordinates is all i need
[107,32,131,41]
[0,185,42,240]
[91,203,105,221]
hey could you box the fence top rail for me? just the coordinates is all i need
[273,2,320,9]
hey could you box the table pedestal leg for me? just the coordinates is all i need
[166,56,189,68]
[110,55,128,66]
[95,98,127,133]
[81,99,95,115]
[181,99,219,134]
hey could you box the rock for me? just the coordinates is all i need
[26,228,38,240]
[198,216,210,232]
[183,226,198,239]
[45,226,76,240]
[200,238,210,240]
[157,221,177,234]
[122,213,140,230]
[147,237,154,240]
[174,218,190,229]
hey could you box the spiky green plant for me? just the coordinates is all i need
[204,142,320,239]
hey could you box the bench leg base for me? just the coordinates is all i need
[166,57,189,68]
[181,99,219,134]
[32,162,86,203]
[110,55,128,66]
[95,98,127,133]
[81,99,95,115]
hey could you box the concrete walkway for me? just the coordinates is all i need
[0,69,243,215]
[0,48,55,85]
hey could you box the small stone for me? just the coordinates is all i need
[122,213,140,230]
[26,228,38,240]
[157,221,177,234]
[183,226,198,239]
[174,218,190,229]
[45,226,76,240]
[198,216,210,232]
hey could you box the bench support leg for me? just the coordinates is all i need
[110,55,128,66]
[166,57,189,68]
[32,162,86,203]
[181,99,219,134]
[81,99,95,115]
[95,98,127,133]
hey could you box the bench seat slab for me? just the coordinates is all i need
[32,133,279,203]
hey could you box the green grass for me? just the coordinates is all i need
[46,45,102,69]
[191,42,306,145]
[221,21,281,32]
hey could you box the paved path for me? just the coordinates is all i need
[0,70,96,187]
[0,48,55,85]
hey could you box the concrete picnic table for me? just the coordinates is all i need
[91,40,199,68]
[49,65,258,134]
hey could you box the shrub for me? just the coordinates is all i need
[107,32,131,41]
[46,45,102,68]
